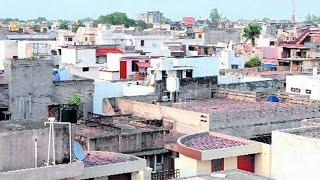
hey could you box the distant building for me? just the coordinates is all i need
[183,17,196,26]
[138,11,163,24]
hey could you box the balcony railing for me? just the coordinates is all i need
[151,169,180,180]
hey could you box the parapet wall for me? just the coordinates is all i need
[210,105,320,138]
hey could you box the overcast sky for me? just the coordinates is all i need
[0,0,319,20]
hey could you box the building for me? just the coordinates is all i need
[271,125,320,180]
[220,50,245,70]
[285,72,320,100]
[138,11,163,24]
[169,132,270,178]
[0,120,151,180]
[183,17,196,27]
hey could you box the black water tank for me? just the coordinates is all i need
[61,108,77,124]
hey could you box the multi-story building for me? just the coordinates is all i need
[138,11,163,24]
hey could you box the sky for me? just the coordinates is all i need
[0,0,319,21]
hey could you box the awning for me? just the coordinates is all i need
[136,62,149,68]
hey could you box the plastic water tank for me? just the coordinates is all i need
[166,77,180,92]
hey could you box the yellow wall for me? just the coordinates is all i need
[196,160,211,175]
[255,143,271,177]
[224,157,237,170]
[272,131,320,180]
[175,154,198,178]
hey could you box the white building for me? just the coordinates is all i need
[0,40,18,70]
[138,11,163,24]
[147,56,220,85]
[219,50,245,70]
[286,73,320,100]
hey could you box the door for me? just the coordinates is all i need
[109,173,131,180]
[237,155,255,173]
[120,61,127,80]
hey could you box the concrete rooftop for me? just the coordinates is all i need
[83,151,137,167]
[168,98,295,114]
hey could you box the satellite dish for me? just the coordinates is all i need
[72,141,86,161]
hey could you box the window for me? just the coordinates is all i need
[132,61,139,72]
[82,67,89,72]
[306,89,312,94]
[140,40,145,47]
[162,71,167,80]
[85,37,88,41]
[270,41,275,46]
[231,65,239,69]
[291,88,301,93]
[67,37,73,42]
[186,70,193,78]
[212,159,224,172]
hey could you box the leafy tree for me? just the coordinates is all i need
[245,56,261,68]
[160,16,172,24]
[210,8,221,22]
[72,21,85,33]
[243,23,262,47]
[135,20,152,30]
[35,17,47,22]
[32,24,41,33]
[306,14,320,26]
[58,21,69,30]
[96,12,136,28]
[70,95,81,106]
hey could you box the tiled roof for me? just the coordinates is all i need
[180,132,249,151]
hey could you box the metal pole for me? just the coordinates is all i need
[47,121,52,166]
[52,121,56,165]
[69,123,72,163]
[34,138,38,168]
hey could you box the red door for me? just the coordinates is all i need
[120,61,127,80]
[237,155,255,173]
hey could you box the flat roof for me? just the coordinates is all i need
[83,151,137,167]
[179,169,271,180]
[0,120,45,134]
[280,126,320,139]
[169,98,295,114]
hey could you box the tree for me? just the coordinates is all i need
[72,21,85,33]
[58,21,69,30]
[243,23,262,47]
[160,16,172,24]
[306,14,320,26]
[210,8,221,22]
[245,56,261,68]
[135,20,152,30]
[96,12,136,28]
[70,95,81,106]
[32,24,41,33]
[35,17,47,22]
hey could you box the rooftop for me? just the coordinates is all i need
[83,151,137,167]
[0,120,45,134]
[176,132,262,161]
[179,169,270,180]
[180,132,248,151]
[168,98,295,114]
[281,126,320,139]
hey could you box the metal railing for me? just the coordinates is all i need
[151,169,180,180]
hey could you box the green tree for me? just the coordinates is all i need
[70,95,81,106]
[245,56,261,68]
[210,8,221,22]
[96,12,136,28]
[243,23,262,47]
[135,20,152,30]
[35,17,47,22]
[58,21,69,30]
[72,21,85,33]
[160,16,172,24]
[306,14,320,26]
[32,24,41,33]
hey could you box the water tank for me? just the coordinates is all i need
[166,77,180,92]
[61,108,78,123]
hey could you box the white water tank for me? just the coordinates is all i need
[166,77,180,92]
